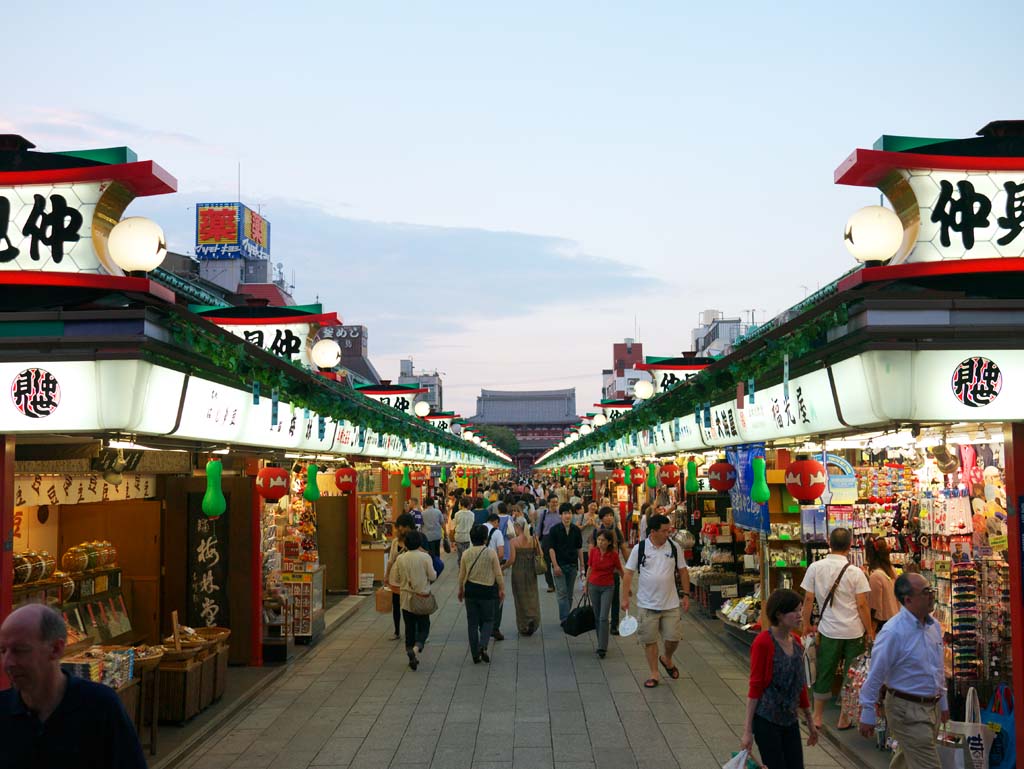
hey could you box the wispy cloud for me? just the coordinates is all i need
[0,108,207,151]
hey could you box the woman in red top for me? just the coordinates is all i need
[584,530,624,658]
[741,588,818,769]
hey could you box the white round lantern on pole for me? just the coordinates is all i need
[633,379,655,400]
[107,217,167,273]
[579,424,593,436]
[844,205,903,264]
[413,400,431,418]
[311,338,341,369]
[592,413,608,427]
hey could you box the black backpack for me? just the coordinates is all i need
[637,539,683,595]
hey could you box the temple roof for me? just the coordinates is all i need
[472,388,576,425]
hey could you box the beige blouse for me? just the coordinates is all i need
[392,550,436,612]
[459,545,503,588]
[868,568,900,622]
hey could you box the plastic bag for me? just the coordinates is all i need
[840,651,871,724]
[722,750,748,769]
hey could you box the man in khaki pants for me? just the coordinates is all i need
[858,572,949,769]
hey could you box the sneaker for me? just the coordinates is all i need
[597,649,606,659]
[479,650,490,663]
[610,628,620,636]
[391,633,401,640]
[546,587,556,593]
[492,631,505,641]
[472,655,481,664]
[407,651,418,671]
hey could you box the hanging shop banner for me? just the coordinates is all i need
[701,403,742,446]
[672,416,707,452]
[186,492,229,628]
[832,349,1024,425]
[201,311,341,369]
[356,384,427,417]
[637,358,713,395]
[14,473,156,507]
[0,152,176,276]
[725,444,769,533]
[737,368,842,442]
[195,202,271,260]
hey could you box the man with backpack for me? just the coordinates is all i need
[800,527,874,729]
[621,514,690,689]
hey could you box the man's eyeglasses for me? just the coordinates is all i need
[916,587,936,597]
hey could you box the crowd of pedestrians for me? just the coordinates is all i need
[382,476,950,769]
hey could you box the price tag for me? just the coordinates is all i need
[721,584,738,598]
[989,534,1008,552]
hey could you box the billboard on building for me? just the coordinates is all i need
[195,202,271,260]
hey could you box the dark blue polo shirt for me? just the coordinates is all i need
[0,672,147,768]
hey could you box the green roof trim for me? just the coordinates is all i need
[871,135,954,153]
[53,147,138,165]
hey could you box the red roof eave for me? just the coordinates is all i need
[0,160,177,197]
[838,256,1024,292]
[204,312,341,326]
[834,148,1024,188]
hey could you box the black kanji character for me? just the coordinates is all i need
[0,197,18,262]
[243,329,265,347]
[21,194,82,262]
[268,328,302,357]
[931,180,991,249]
[997,181,1024,246]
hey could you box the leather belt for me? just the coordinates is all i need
[887,689,941,705]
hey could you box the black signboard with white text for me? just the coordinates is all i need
[186,492,230,628]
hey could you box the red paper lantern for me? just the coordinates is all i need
[658,463,680,486]
[334,467,357,493]
[707,460,737,493]
[411,469,428,488]
[256,466,290,500]
[611,467,625,485]
[785,456,827,503]
[456,467,466,478]
[579,465,591,480]
[630,466,647,486]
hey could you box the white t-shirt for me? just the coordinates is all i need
[625,538,687,611]
[484,523,506,559]
[800,553,871,639]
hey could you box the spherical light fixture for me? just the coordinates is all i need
[579,424,593,436]
[633,379,655,400]
[463,429,475,441]
[310,338,342,369]
[844,205,903,264]
[107,217,167,273]
[472,435,482,444]
[592,413,608,427]
[413,400,431,418]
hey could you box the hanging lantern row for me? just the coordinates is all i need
[658,463,680,486]
[256,466,291,500]
[707,458,737,492]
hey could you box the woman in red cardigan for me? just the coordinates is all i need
[740,588,818,769]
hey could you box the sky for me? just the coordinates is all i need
[5,1,1021,417]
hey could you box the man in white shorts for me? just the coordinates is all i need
[621,514,691,688]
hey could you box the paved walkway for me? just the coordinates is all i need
[179,557,858,769]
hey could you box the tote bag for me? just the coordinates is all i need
[936,688,994,769]
[981,684,1015,769]
[563,593,596,636]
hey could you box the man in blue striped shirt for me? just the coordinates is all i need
[858,572,949,769]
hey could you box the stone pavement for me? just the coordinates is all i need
[178,557,859,769]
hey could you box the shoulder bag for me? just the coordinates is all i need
[819,562,852,618]
[534,536,548,576]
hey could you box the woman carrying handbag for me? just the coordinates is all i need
[392,531,437,670]
[457,524,504,663]
[504,518,542,636]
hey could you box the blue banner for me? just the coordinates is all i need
[726,443,769,533]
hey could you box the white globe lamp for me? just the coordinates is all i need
[107,217,167,273]
[311,339,341,369]
[634,379,655,400]
[592,413,608,427]
[413,400,431,418]
[579,424,593,436]
[472,435,482,444]
[463,429,475,441]
[844,205,903,264]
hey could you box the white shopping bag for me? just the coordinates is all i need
[722,750,749,769]
[937,688,995,769]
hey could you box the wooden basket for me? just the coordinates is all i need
[134,648,164,672]
[194,626,231,648]
[160,646,199,664]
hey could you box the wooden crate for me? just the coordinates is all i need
[213,644,229,701]
[158,659,201,724]
[198,653,216,710]
[116,678,141,735]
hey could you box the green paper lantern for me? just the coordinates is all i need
[571,467,578,479]
[625,467,635,486]
[303,464,321,502]
[685,459,699,494]
[401,465,412,488]
[646,462,658,489]
[751,457,770,505]
[202,459,227,518]
[440,466,448,483]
